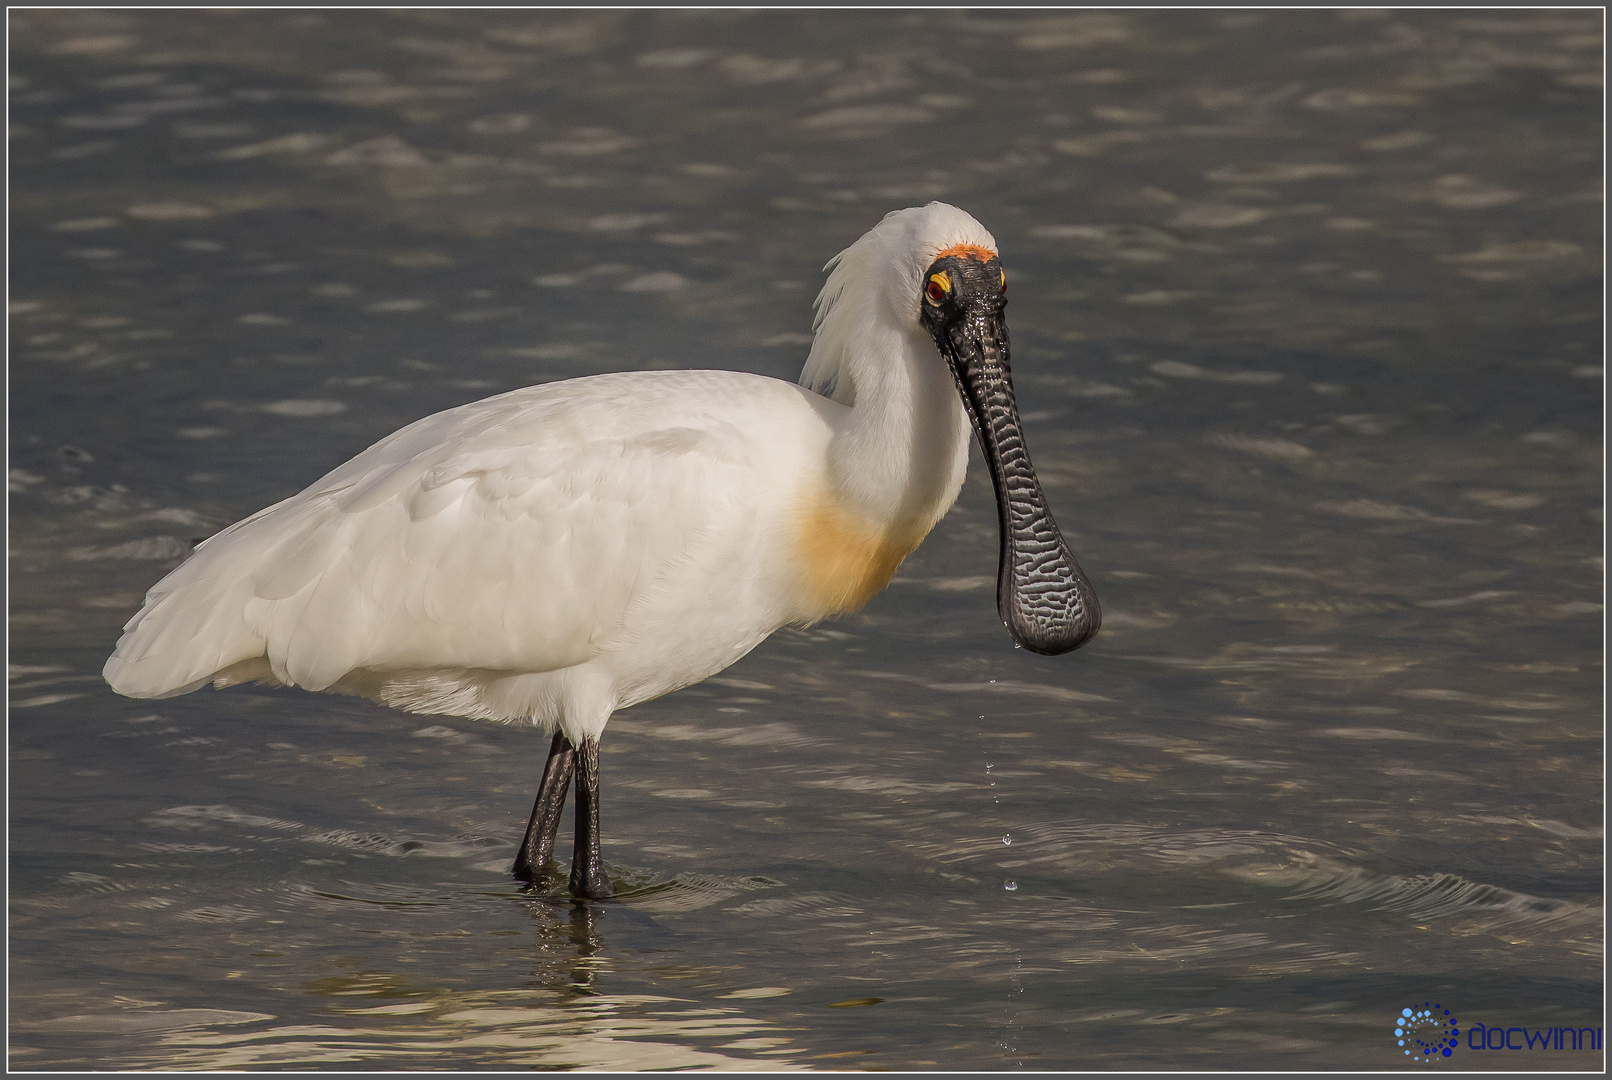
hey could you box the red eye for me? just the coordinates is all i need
[925,281,946,304]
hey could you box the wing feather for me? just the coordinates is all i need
[104,372,806,713]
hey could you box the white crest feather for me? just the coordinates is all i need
[799,202,998,405]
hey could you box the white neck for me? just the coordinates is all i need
[797,202,998,540]
[820,324,972,540]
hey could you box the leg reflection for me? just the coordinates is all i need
[566,903,605,991]
[526,898,609,995]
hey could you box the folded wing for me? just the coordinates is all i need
[103,375,765,701]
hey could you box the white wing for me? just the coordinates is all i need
[103,371,807,703]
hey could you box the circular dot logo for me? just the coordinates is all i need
[1394,1002,1459,1062]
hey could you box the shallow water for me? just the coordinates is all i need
[8,8,1603,1071]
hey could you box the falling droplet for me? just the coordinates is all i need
[1003,879,1017,891]
[1002,834,1012,846]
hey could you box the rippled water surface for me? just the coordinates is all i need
[9,9,1603,1071]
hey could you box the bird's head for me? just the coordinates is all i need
[806,203,1100,656]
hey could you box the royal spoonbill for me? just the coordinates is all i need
[103,202,1100,899]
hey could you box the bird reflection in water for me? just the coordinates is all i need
[525,900,610,996]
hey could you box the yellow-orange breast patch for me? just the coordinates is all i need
[792,489,925,617]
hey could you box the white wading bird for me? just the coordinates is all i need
[104,202,1100,899]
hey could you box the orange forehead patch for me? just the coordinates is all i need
[934,243,998,263]
[934,241,992,262]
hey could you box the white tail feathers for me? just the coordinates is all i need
[102,583,271,699]
[102,515,297,699]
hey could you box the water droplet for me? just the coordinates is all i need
[1003,879,1017,891]
[1002,834,1012,846]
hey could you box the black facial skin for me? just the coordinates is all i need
[919,253,1101,655]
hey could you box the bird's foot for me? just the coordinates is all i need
[569,869,616,900]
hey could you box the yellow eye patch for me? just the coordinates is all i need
[930,271,952,292]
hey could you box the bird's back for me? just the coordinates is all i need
[104,370,836,720]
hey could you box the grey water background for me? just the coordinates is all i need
[8,8,1603,1071]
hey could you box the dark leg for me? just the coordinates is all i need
[569,737,615,899]
[513,732,576,882]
